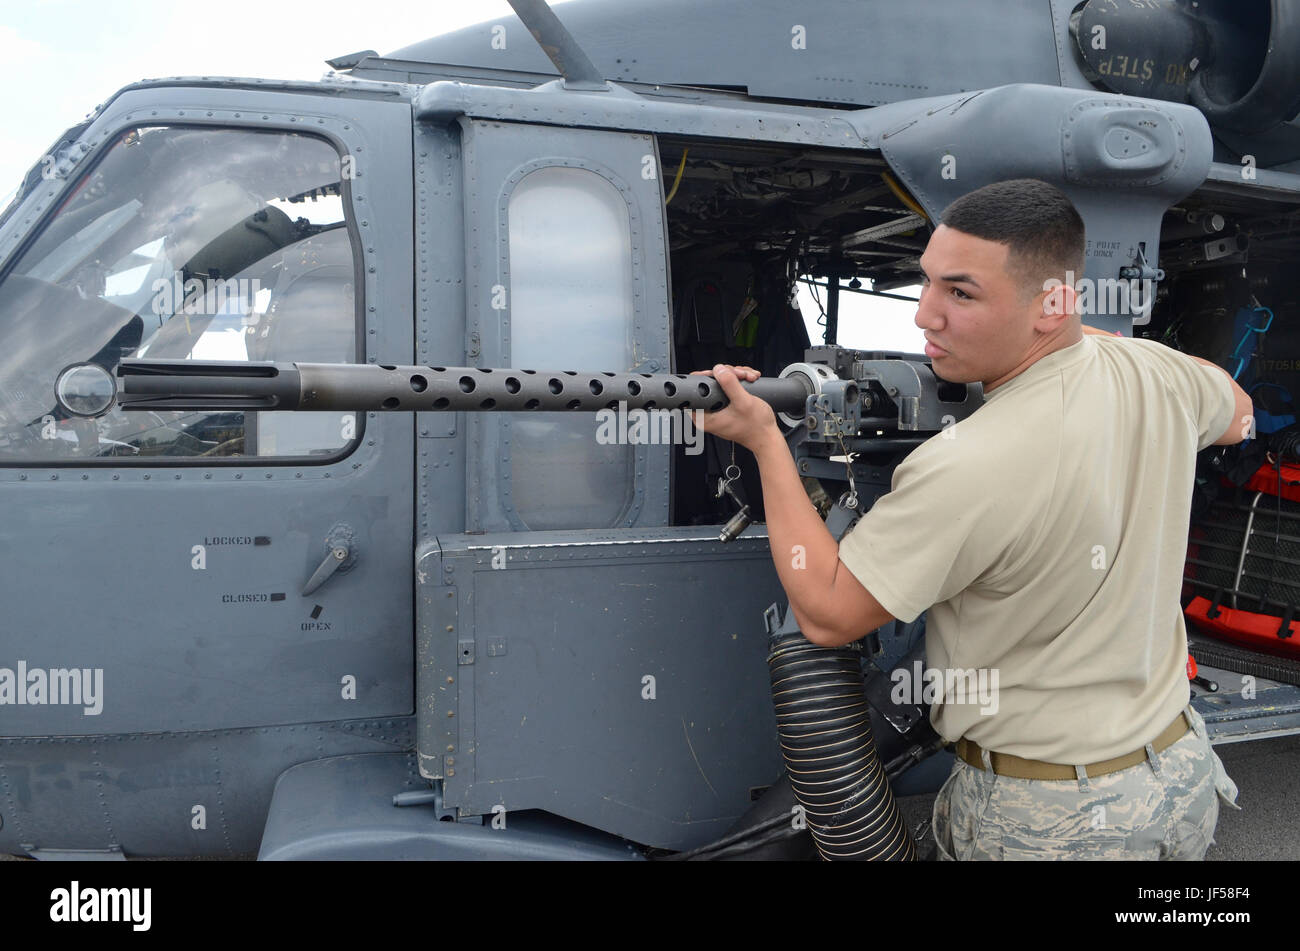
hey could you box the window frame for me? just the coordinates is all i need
[0,122,369,468]
[497,160,641,532]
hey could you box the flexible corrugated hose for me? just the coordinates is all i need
[768,630,917,861]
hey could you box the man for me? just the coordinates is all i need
[695,179,1249,860]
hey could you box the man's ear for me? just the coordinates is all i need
[1037,279,1076,330]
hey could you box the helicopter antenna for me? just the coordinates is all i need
[506,0,607,91]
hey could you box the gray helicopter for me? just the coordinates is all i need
[1,0,1299,860]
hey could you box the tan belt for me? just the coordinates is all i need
[955,711,1193,780]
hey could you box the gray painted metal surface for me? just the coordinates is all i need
[0,718,414,857]
[507,0,607,91]
[258,752,642,860]
[416,528,783,850]
[388,0,1063,105]
[1192,669,1300,745]
[415,120,468,541]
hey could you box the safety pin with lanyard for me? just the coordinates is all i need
[717,442,753,543]
[827,415,863,541]
[718,412,862,544]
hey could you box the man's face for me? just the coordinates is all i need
[914,224,1045,386]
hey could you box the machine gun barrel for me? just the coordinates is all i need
[115,360,815,416]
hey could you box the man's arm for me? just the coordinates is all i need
[750,426,895,647]
[1082,325,1252,446]
[1186,355,1254,446]
[693,365,894,648]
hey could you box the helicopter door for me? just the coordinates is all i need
[0,86,415,736]
[455,120,674,531]
[413,120,784,847]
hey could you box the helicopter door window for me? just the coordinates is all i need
[504,166,635,530]
[0,125,361,462]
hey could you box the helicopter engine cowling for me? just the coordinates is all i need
[1072,0,1300,136]
[1188,0,1300,135]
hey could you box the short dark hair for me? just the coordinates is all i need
[940,179,1086,299]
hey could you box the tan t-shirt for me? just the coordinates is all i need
[838,333,1238,762]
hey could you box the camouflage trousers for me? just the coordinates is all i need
[932,704,1241,860]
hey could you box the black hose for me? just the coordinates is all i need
[657,812,799,862]
[768,631,917,861]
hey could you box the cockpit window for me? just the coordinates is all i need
[0,126,360,462]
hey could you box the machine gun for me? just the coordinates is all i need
[111,348,982,514]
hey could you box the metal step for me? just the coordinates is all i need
[1189,635,1300,744]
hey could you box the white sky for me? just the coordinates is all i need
[0,0,556,198]
[0,0,924,351]
[798,281,925,353]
